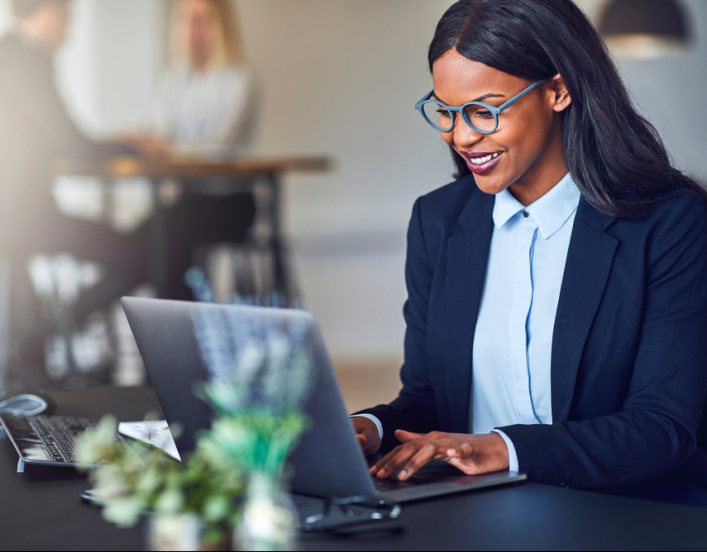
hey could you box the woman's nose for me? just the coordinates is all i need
[452,120,485,149]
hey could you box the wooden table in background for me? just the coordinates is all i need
[55,156,331,301]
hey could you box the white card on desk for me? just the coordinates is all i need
[118,421,182,462]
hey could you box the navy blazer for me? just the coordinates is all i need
[361,174,707,490]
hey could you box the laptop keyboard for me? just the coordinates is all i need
[373,474,437,492]
[0,414,138,466]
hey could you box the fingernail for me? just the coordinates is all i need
[399,470,408,480]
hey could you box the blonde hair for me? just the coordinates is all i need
[169,0,244,67]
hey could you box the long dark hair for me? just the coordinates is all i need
[429,0,706,217]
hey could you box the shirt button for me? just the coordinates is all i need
[522,211,529,218]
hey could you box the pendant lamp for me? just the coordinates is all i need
[599,0,690,58]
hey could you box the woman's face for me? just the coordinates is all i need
[432,49,571,205]
[179,0,221,68]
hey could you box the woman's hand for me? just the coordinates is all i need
[115,131,172,160]
[351,417,382,456]
[370,430,509,481]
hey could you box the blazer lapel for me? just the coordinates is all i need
[552,199,618,422]
[445,191,494,433]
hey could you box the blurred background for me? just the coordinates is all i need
[0,0,704,411]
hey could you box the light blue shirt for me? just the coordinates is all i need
[480,173,580,471]
[355,174,580,473]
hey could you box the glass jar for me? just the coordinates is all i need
[146,513,203,552]
[235,472,298,552]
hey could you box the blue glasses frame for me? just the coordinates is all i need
[415,81,542,134]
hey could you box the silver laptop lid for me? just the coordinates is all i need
[122,297,376,499]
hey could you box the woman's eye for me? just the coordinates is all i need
[437,109,452,118]
[476,110,493,119]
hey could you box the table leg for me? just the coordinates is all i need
[266,173,289,301]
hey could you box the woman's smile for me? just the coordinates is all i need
[461,150,503,175]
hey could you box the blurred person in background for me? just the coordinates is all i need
[124,0,255,158]
[123,0,256,301]
[152,0,255,158]
[0,0,151,370]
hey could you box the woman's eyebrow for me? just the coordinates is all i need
[432,92,506,103]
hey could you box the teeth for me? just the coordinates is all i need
[469,152,501,165]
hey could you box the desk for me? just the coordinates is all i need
[2,387,707,551]
[55,156,331,301]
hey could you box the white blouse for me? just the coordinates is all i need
[149,64,254,158]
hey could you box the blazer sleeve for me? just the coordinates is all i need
[354,197,439,451]
[499,195,707,489]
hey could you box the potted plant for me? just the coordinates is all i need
[79,272,315,551]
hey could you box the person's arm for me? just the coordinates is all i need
[354,197,439,452]
[499,194,707,489]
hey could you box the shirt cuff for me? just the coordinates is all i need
[350,414,384,441]
[492,429,519,472]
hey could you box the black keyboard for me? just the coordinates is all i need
[0,414,140,471]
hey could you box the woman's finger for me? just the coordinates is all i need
[374,443,421,479]
[397,442,440,481]
[395,430,423,443]
[370,446,402,474]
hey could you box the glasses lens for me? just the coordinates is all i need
[421,101,454,131]
[337,498,402,521]
[463,103,497,133]
[342,503,396,520]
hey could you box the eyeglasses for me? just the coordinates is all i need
[302,496,402,534]
[415,81,542,135]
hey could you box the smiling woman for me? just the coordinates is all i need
[349,0,707,508]
[429,0,707,216]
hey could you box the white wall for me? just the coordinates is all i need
[86,0,166,132]
[54,0,101,135]
[0,0,10,34]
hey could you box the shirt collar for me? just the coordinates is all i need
[492,173,581,240]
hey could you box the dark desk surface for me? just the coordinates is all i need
[2,387,707,551]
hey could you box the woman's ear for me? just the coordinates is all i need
[550,74,572,112]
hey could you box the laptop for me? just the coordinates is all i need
[122,297,526,502]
